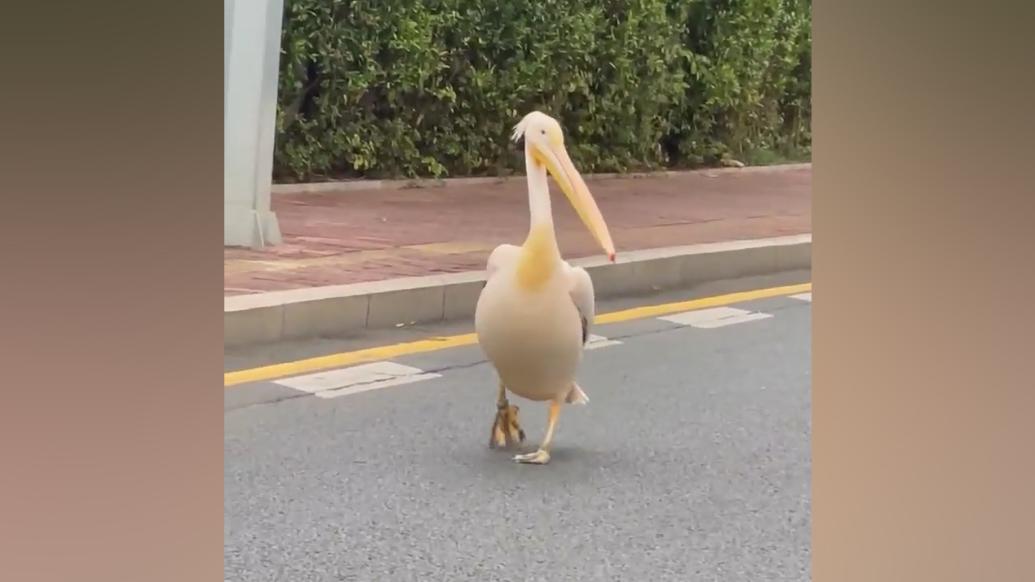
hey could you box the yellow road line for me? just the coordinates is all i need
[594,282,810,324]
[225,282,811,388]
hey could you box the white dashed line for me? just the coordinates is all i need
[259,299,792,401]
[659,306,773,329]
[273,361,442,399]
[790,292,812,302]
[585,334,622,350]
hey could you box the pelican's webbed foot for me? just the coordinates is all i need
[489,400,525,449]
[512,399,562,466]
[513,449,551,464]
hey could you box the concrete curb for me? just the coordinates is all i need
[271,163,812,195]
[225,234,811,348]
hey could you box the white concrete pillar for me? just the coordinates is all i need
[224,0,284,248]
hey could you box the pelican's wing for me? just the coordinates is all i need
[566,264,596,345]
[485,244,520,280]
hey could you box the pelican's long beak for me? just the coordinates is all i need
[532,141,616,262]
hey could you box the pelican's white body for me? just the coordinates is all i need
[475,248,587,402]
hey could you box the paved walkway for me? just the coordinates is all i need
[224,164,811,296]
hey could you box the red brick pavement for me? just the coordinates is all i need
[224,165,811,296]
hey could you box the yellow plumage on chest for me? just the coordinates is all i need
[516,225,560,290]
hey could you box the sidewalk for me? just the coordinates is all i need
[224,164,811,296]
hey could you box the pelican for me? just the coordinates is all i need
[474,111,616,465]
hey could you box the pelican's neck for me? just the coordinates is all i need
[516,148,561,289]
[525,149,554,230]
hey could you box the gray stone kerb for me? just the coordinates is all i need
[224,234,811,348]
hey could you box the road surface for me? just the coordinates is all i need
[225,275,812,581]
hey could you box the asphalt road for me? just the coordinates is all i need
[225,284,811,582]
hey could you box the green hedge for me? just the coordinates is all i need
[274,0,811,182]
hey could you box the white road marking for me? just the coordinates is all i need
[273,361,441,399]
[659,306,773,328]
[585,334,622,350]
[790,292,812,302]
